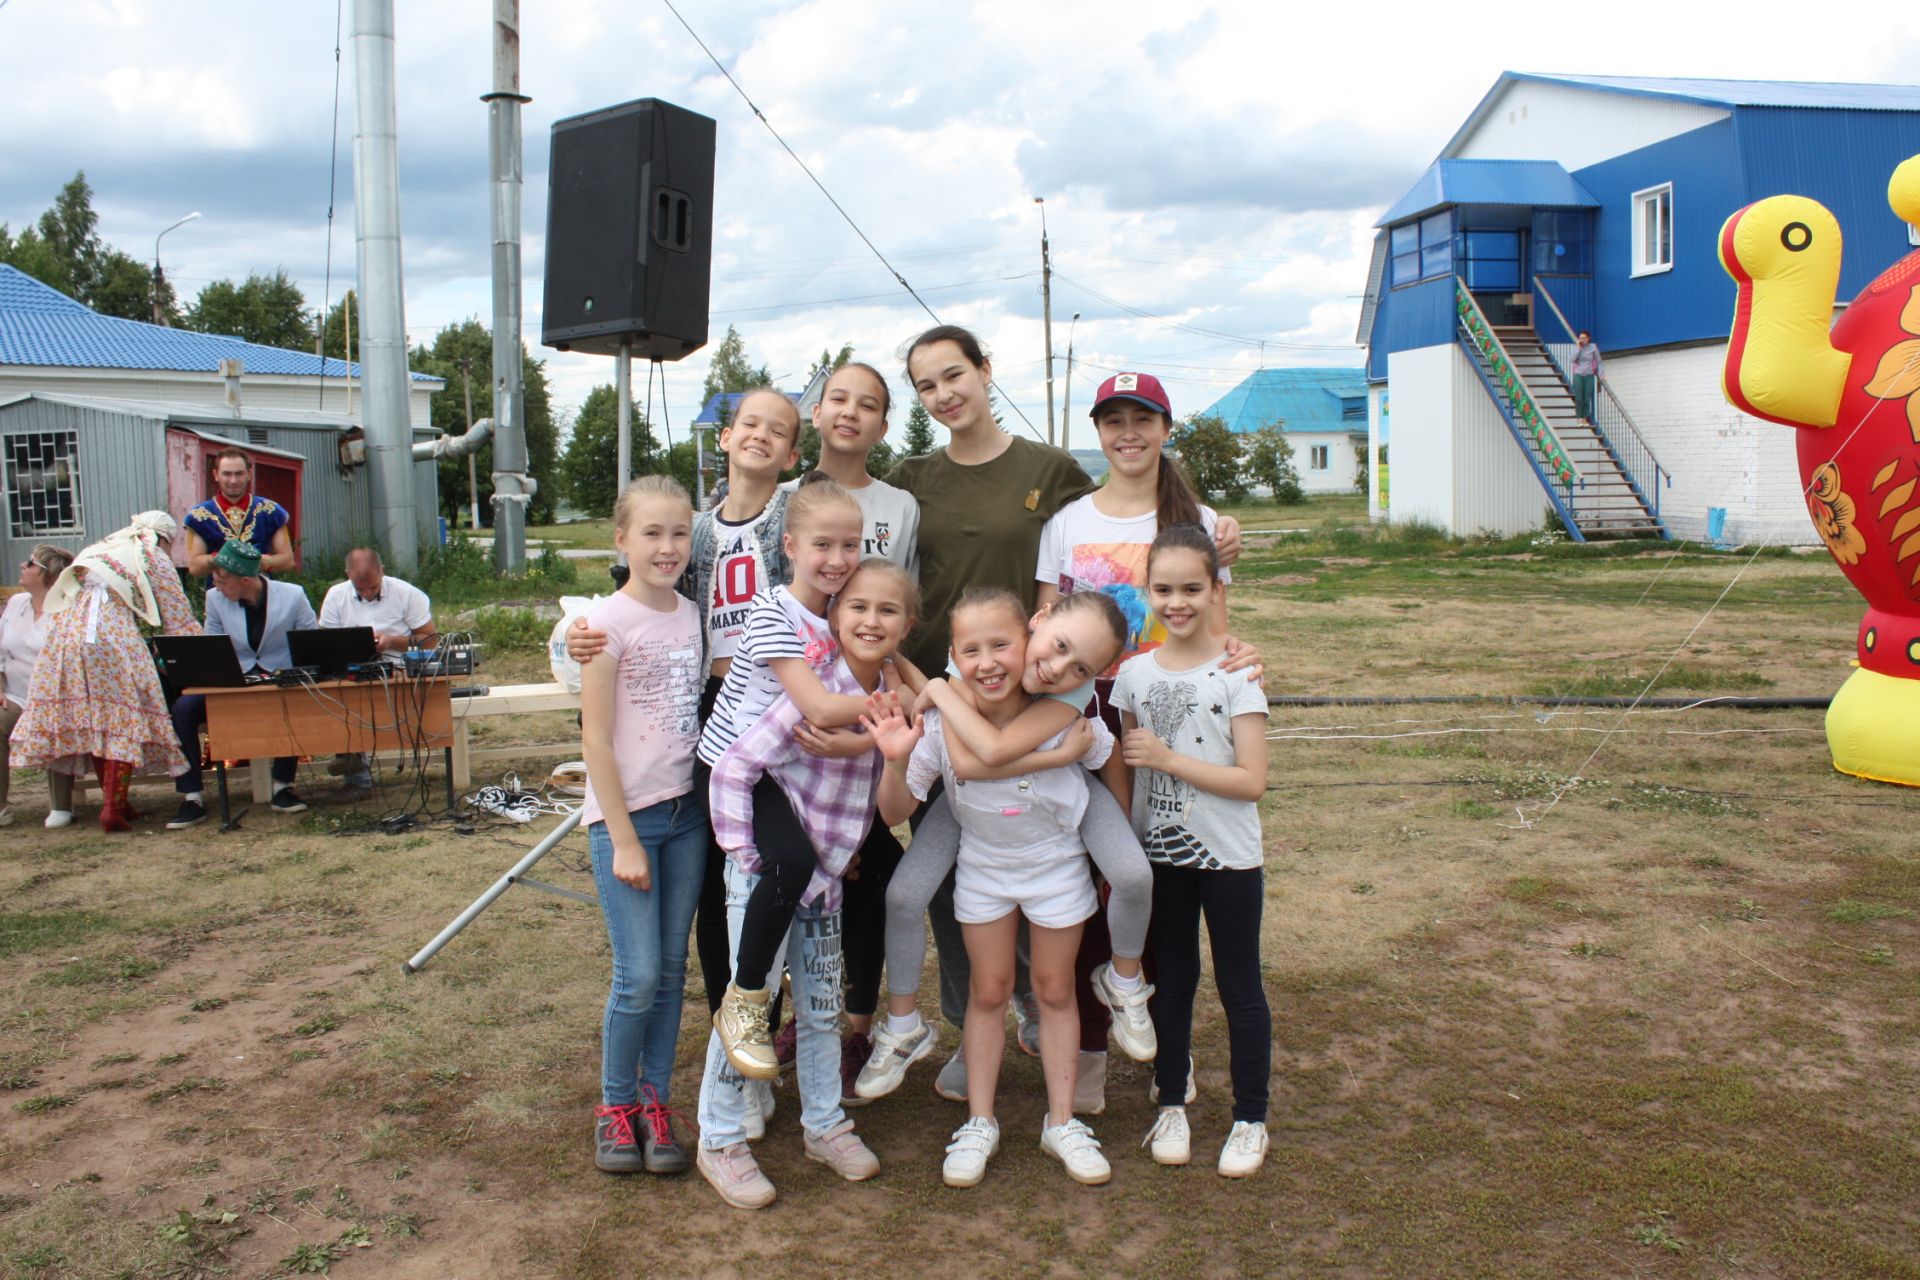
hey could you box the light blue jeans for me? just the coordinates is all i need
[696,861,846,1149]
[589,790,709,1107]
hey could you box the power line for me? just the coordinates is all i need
[659,0,1046,443]
[1054,272,1360,352]
[712,272,1038,319]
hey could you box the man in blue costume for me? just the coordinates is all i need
[182,447,295,577]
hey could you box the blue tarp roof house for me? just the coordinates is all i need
[0,264,442,384]
[1199,368,1369,435]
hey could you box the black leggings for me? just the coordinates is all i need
[730,777,822,991]
[840,821,905,1020]
[1150,863,1271,1123]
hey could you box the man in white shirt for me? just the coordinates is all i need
[316,547,438,795]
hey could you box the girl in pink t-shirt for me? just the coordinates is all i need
[580,476,707,1179]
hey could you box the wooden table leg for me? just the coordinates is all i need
[450,721,472,791]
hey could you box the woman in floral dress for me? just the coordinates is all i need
[12,511,201,832]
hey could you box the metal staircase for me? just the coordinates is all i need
[1454,280,1670,541]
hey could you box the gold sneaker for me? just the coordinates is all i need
[714,984,780,1081]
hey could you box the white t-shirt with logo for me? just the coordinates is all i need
[706,505,779,665]
[1110,648,1268,870]
[782,475,920,577]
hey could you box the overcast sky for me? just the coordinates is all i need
[4,0,1918,450]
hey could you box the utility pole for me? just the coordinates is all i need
[1035,197,1055,445]
[458,358,481,530]
[350,0,419,573]
[1061,311,1080,453]
[483,0,533,572]
[616,339,632,502]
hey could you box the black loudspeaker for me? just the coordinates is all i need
[541,98,716,360]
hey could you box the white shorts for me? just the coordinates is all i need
[953,854,1097,930]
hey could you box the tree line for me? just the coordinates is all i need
[4,173,1345,524]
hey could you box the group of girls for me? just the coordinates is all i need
[573,325,1273,1211]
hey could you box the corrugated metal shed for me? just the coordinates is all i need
[1199,368,1370,435]
[0,265,442,385]
[0,391,438,571]
[1378,160,1598,227]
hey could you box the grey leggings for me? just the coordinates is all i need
[884,781,1151,1000]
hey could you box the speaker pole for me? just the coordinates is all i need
[484,0,534,573]
[616,337,633,523]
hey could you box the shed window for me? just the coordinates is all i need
[1532,210,1593,275]
[1310,445,1330,471]
[1631,184,1673,276]
[4,431,83,537]
[1391,211,1454,286]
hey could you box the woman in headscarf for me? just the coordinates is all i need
[11,511,202,832]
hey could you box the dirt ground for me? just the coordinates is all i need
[4,537,1918,1279]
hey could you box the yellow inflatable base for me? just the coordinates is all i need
[1827,666,1920,788]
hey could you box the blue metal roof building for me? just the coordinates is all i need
[1355,72,1920,546]
[1199,367,1370,436]
[0,264,441,384]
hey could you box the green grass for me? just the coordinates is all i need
[1827,899,1913,924]
[0,910,114,957]
[1528,664,1776,698]
[38,954,162,987]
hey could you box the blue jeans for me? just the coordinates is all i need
[589,790,709,1107]
[697,862,845,1148]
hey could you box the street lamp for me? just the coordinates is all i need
[1061,311,1081,451]
[152,211,201,326]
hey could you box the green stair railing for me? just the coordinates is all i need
[1454,281,1579,488]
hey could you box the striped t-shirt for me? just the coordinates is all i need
[696,585,838,766]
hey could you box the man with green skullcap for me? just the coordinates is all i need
[165,540,318,828]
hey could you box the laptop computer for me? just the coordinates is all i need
[150,635,266,693]
[289,626,378,678]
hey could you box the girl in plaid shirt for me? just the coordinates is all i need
[693,559,918,1209]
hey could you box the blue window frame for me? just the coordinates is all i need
[1462,230,1522,290]
[1532,210,1593,275]
[1391,211,1453,286]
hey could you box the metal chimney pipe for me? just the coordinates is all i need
[484,0,533,572]
[350,0,420,573]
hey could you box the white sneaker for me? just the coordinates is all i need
[1072,1050,1106,1116]
[44,810,73,829]
[854,1017,937,1100]
[1040,1117,1111,1185]
[942,1116,999,1188]
[1217,1120,1269,1178]
[1144,1106,1191,1166]
[1146,1055,1198,1106]
[1089,962,1157,1061]
[933,1046,968,1102]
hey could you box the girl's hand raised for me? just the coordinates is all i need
[612,841,653,891]
[860,690,923,762]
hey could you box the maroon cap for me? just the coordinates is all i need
[1090,371,1171,419]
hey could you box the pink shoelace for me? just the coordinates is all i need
[638,1084,686,1145]
[594,1102,642,1148]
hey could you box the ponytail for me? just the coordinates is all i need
[1154,434,1203,531]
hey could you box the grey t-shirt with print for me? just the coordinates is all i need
[1111,649,1269,870]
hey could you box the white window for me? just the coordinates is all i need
[3,431,83,537]
[1310,444,1330,471]
[1631,183,1674,277]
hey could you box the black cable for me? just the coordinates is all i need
[317,0,345,405]
[658,0,1048,443]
